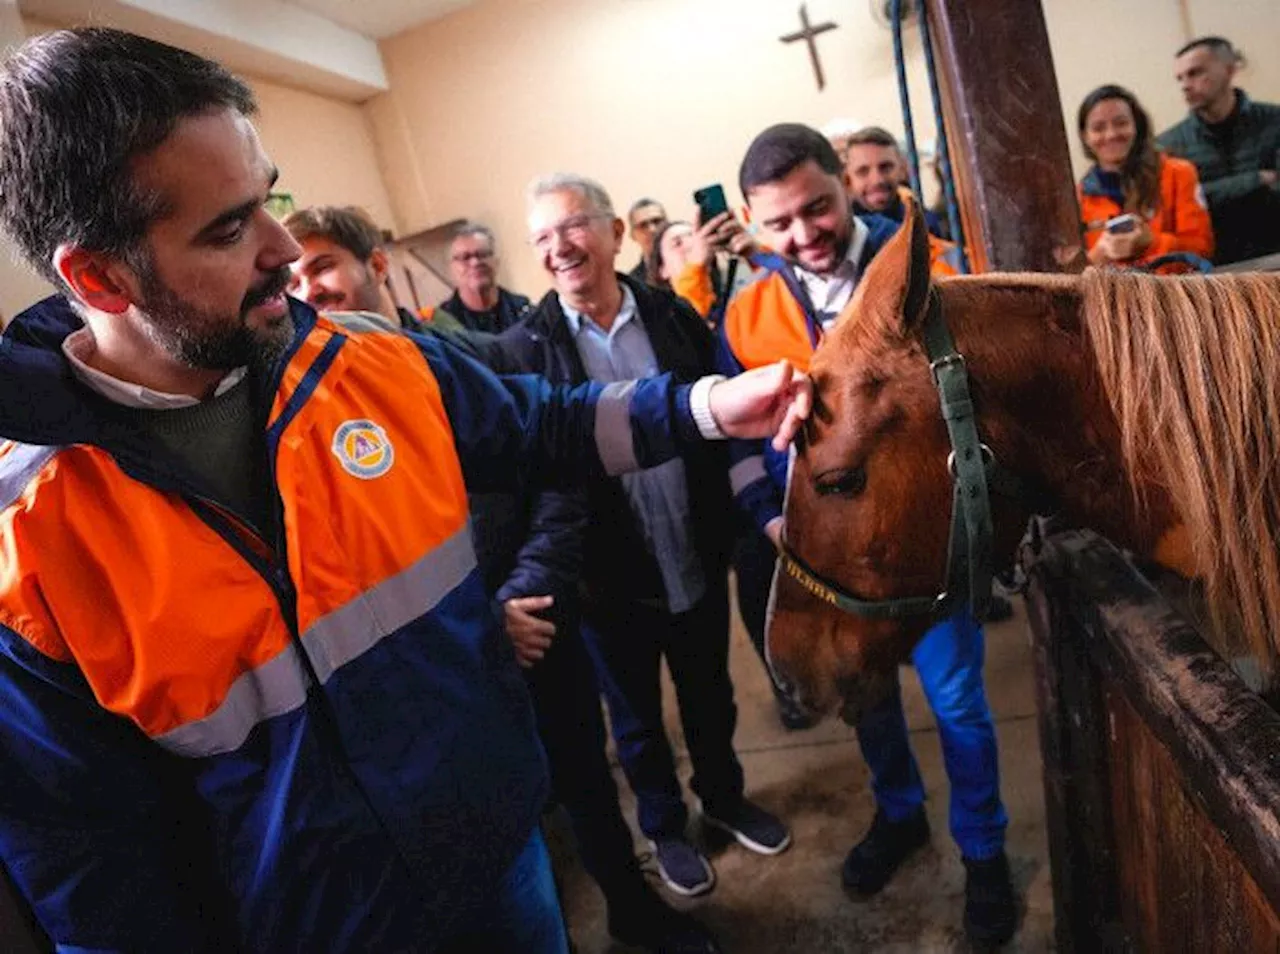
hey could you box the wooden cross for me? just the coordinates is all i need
[780,4,839,92]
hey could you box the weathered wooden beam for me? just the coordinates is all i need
[1023,527,1128,952]
[927,0,1083,272]
[1025,528,1280,946]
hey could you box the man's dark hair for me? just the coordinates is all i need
[627,197,664,223]
[0,27,256,286]
[739,123,843,199]
[283,206,385,262]
[846,126,900,151]
[1077,84,1160,215]
[1176,36,1241,64]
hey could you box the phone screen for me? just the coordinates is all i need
[694,184,729,224]
[1106,214,1138,234]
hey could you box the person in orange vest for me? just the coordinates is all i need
[717,122,1017,947]
[0,28,811,954]
[652,216,756,327]
[1077,84,1214,269]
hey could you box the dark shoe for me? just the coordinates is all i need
[841,807,930,895]
[986,593,1014,622]
[963,852,1018,947]
[609,884,722,953]
[702,799,791,855]
[776,690,818,730]
[649,837,716,897]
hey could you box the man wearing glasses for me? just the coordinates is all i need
[442,221,532,333]
[489,174,790,905]
[626,197,669,283]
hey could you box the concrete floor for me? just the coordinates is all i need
[549,589,1056,953]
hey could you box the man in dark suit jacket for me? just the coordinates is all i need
[626,197,668,283]
[493,173,791,903]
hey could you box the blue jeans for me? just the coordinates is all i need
[440,828,569,953]
[582,580,745,839]
[856,611,1008,861]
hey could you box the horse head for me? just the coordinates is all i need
[768,198,1040,724]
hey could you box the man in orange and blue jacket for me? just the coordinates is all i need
[0,29,809,954]
[717,123,1017,948]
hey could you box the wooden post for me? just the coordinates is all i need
[927,0,1083,272]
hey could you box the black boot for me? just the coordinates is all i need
[985,593,1014,622]
[841,807,930,895]
[607,882,722,954]
[963,851,1018,947]
[775,688,817,731]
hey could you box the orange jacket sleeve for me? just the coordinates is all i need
[1146,156,1215,261]
[672,261,717,319]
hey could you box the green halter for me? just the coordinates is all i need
[778,292,999,622]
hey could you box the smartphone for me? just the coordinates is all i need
[693,184,729,225]
[1105,213,1140,234]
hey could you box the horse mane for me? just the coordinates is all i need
[1080,267,1280,674]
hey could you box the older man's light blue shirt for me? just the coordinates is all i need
[562,286,706,613]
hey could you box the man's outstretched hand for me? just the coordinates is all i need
[709,361,812,451]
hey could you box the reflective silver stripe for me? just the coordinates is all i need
[0,444,58,511]
[156,643,310,757]
[730,456,768,495]
[303,526,476,683]
[156,525,478,757]
[595,380,639,475]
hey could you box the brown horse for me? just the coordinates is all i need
[770,198,1280,722]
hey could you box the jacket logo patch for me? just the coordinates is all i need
[332,419,395,479]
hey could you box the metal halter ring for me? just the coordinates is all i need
[947,442,994,478]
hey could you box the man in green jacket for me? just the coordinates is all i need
[1157,36,1280,265]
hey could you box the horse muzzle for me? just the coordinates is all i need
[835,668,901,725]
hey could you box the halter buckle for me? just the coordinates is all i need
[946,443,994,478]
[929,352,965,383]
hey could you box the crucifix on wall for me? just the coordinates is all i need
[780,4,839,92]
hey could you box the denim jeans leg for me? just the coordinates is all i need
[855,670,926,821]
[663,581,745,817]
[526,627,645,899]
[582,604,688,839]
[911,611,1009,860]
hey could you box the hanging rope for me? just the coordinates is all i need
[890,0,923,201]
[890,0,971,274]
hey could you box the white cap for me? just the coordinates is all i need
[820,117,864,144]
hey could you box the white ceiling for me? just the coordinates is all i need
[282,0,475,38]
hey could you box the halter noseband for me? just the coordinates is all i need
[777,291,1002,622]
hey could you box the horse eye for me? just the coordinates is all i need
[815,467,866,498]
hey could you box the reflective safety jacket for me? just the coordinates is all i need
[0,295,703,953]
[716,216,897,530]
[1078,153,1215,266]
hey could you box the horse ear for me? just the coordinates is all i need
[899,194,933,330]
[856,192,933,336]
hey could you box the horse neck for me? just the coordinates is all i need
[943,276,1182,564]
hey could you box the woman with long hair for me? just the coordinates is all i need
[1077,84,1214,267]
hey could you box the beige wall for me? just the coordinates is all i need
[248,75,397,231]
[371,0,943,298]
[371,0,1280,298]
[1046,0,1280,176]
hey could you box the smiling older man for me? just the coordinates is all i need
[490,173,792,906]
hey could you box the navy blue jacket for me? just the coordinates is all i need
[0,294,708,953]
[487,275,735,605]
